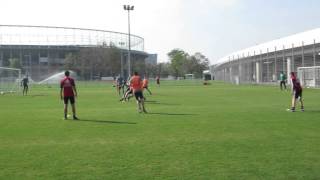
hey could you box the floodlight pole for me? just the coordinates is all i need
[119,42,125,78]
[123,5,134,78]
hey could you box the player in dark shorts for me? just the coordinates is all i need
[289,72,304,112]
[156,75,160,87]
[60,71,79,120]
[116,76,124,95]
[130,72,147,113]
[21,76,29,96]
[279,72,287,90]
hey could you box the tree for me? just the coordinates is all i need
[167,49,188,78]
[157,62,171,78]
[9,58,22,69]
[145,63,157,78]
[167,49,210,79]
[106,46,121,77]
[64,46,121,80]
[186,52,209,78]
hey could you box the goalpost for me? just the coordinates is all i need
[0,67,22,94]
[297,66,320,88]
[185,74,194,80]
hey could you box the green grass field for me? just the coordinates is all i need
[1,81,320,179]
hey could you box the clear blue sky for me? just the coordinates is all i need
[1,0,320,64]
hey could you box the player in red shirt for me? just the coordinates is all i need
[130,72,147,113]
[60,71,79,120]
[289,72,304,112]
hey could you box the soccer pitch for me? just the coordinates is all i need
[1,81,320,179]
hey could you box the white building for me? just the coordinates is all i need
[211,28,320,85]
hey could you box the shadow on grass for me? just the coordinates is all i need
[145,100,180,106]
[30,94,48,97]
[147,112,198,116]
[144,100,157,103]
[72,119,137,124]
[303,110,320,113]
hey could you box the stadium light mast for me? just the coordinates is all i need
[123,5,134,78]
[119,42,125,78]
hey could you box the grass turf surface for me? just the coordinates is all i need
[1,81,320,179]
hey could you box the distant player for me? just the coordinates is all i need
[60,71,79,120]
[289,72,304,112]
[156,75,160,87]
[279,72,287,90]
[142,76,152,95]
[130,72,147,113]
[21,75,29,96]
[116,76,124,95]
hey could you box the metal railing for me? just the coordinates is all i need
[0,25,144,51]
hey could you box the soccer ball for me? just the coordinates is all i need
[0,91,4,95]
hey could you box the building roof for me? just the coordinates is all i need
[216,28,320,65]
[0,25,144,51]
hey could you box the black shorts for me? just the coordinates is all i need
[117,84,123,89]
[64,96,75,104]
[134,91,144,100]
[294,90,302,99]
